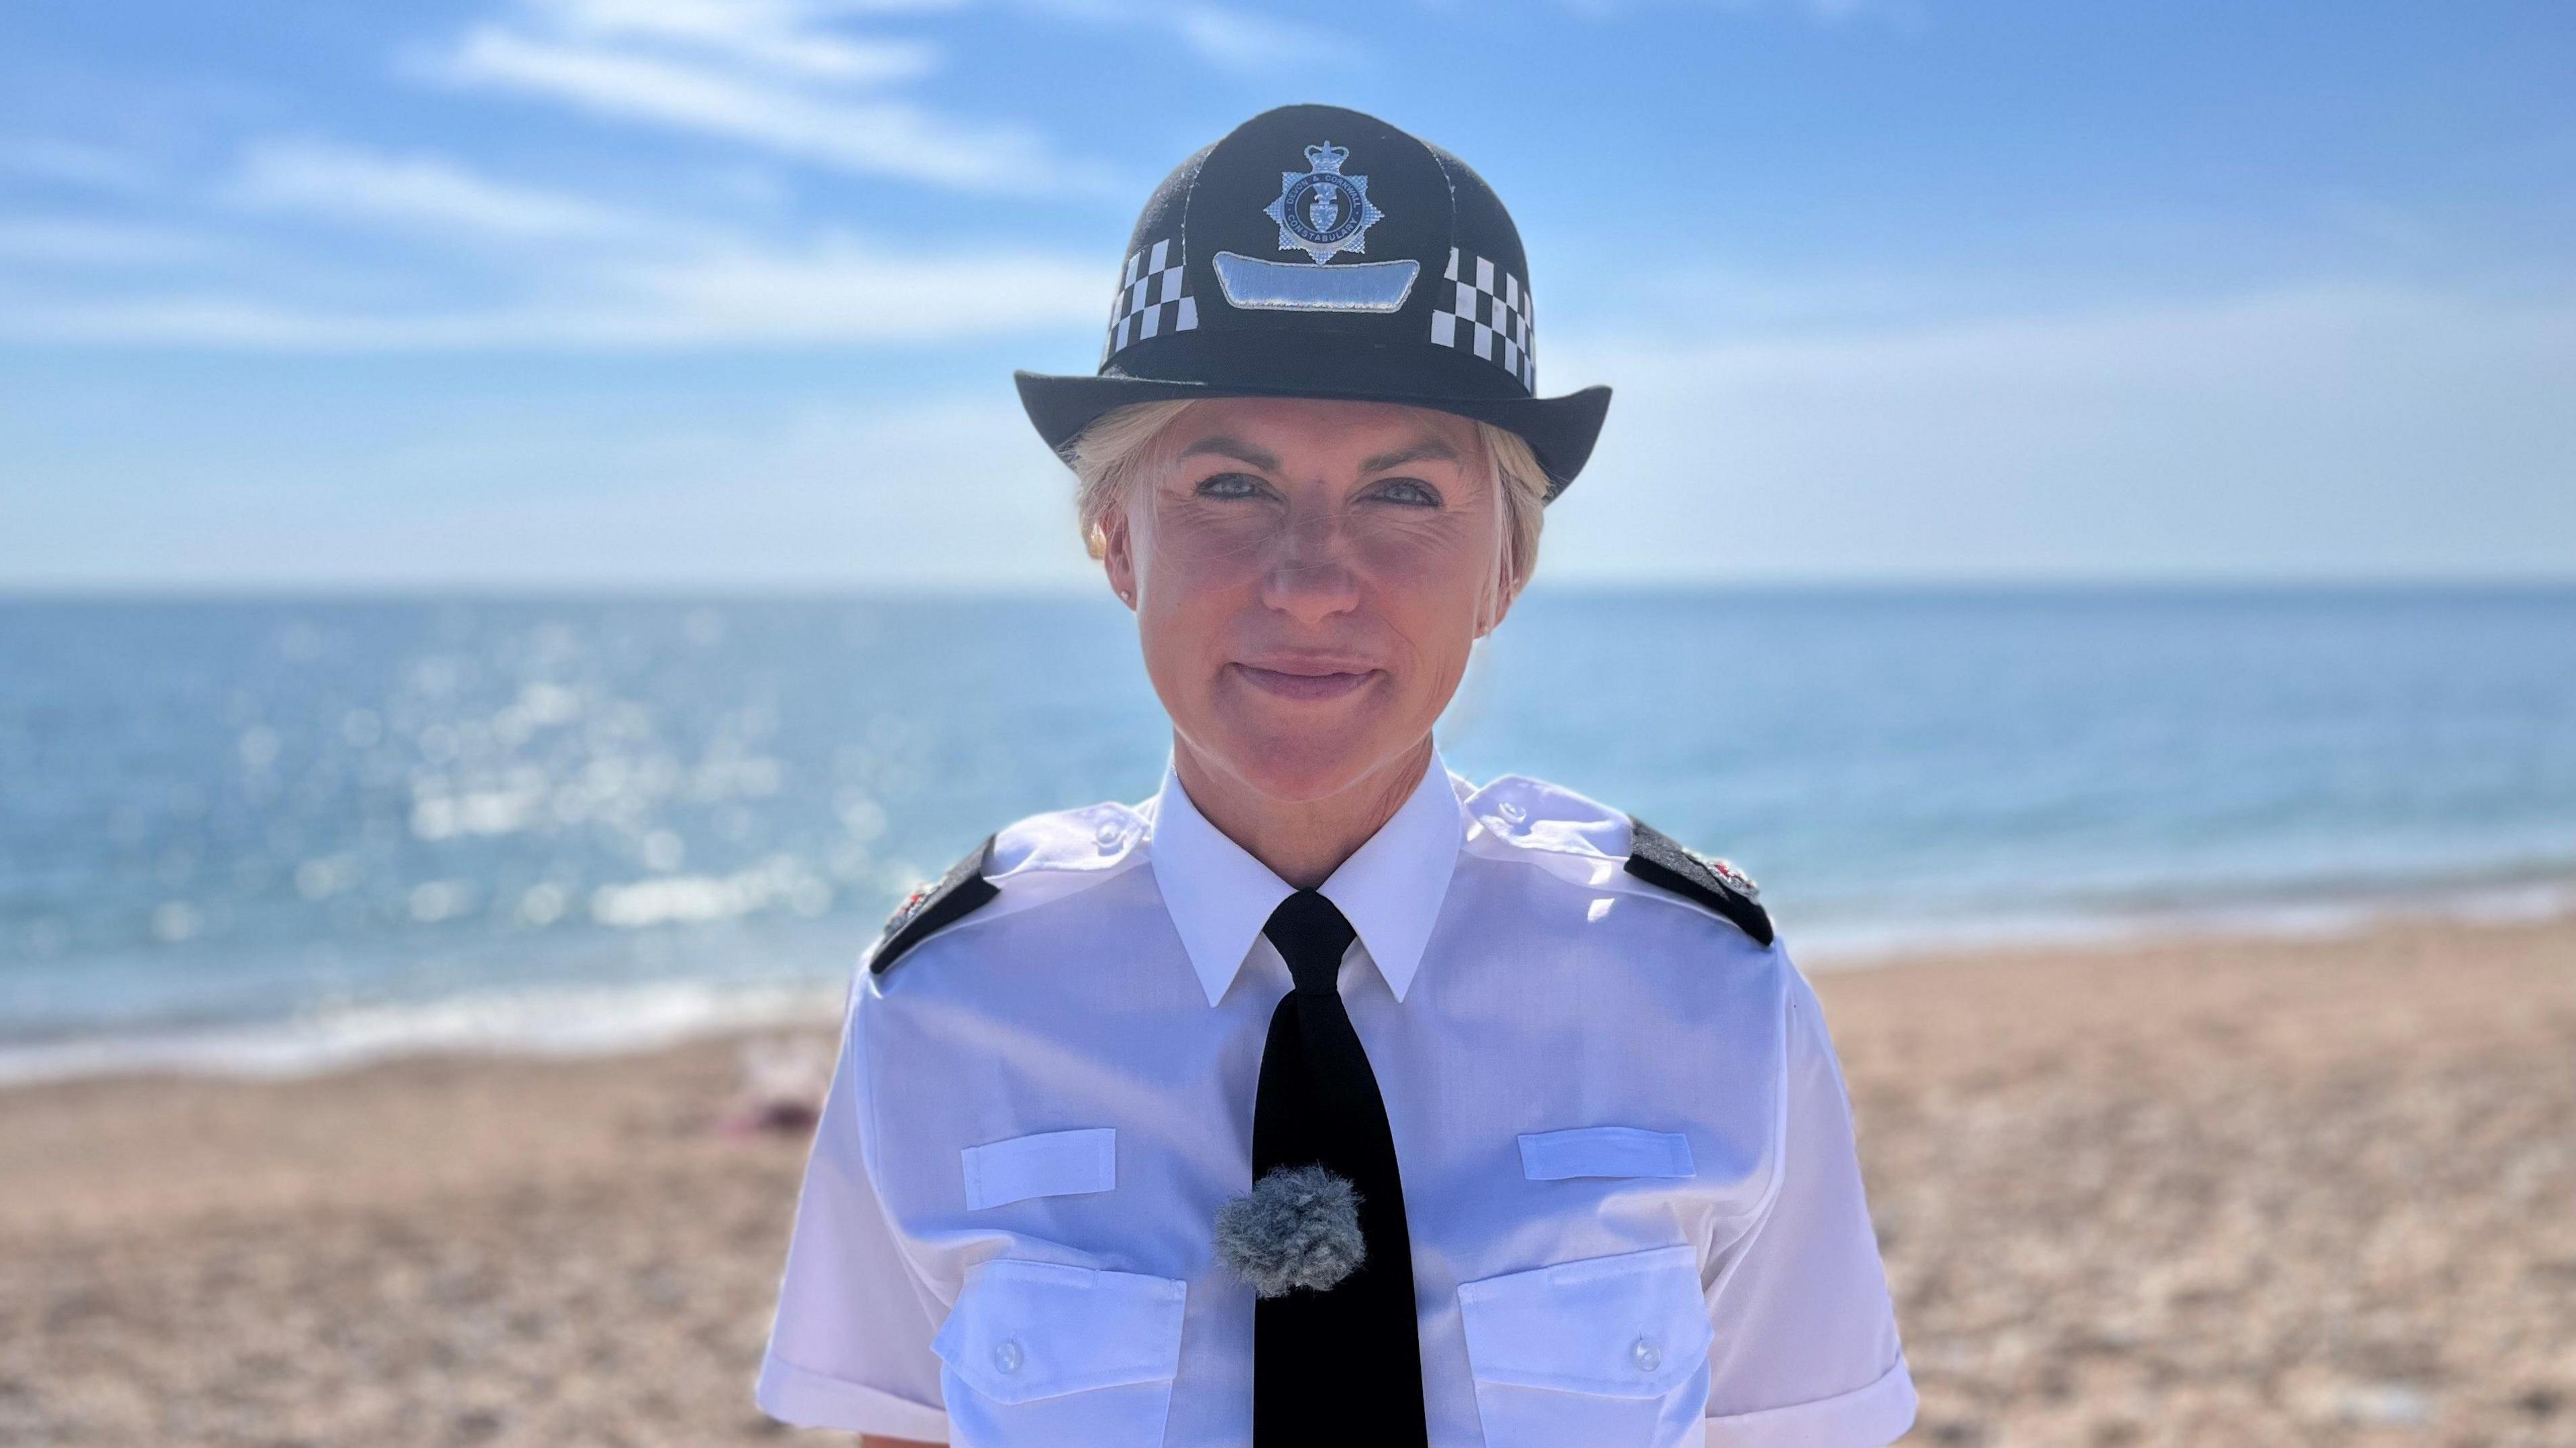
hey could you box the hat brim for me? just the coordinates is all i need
[1014,370,1611,502]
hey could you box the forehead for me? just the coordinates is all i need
[1163,396,1479,467]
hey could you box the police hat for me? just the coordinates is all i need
[1014,104,1611,501]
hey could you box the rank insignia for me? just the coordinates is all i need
[1691,850,1762,901]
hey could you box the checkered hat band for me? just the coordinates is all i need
[1103,237,1196,362]
[1428,247,1536,394]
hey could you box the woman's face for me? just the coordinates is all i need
[1104,397,1510,803]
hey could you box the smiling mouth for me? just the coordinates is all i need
[1230,661,1379,702]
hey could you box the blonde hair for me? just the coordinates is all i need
[1065,399,1550,608]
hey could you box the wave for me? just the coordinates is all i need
[4,870,2569,1089]
[0,977,845,1089]
[1793,869,2576,967]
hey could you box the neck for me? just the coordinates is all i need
[1172,734,1434,890]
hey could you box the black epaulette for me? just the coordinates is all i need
[868,834,1001,977]
[1621,817,1774,948]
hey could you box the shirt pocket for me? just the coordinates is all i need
[1456,1243,1715,1448]
[931,1258,1187,1448]
[961,1127,1117,1210]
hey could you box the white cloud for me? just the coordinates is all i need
[0,234,1102,349]
[1022,0,1341,70]
[1168,5,1340,68]
[5,125,1112,352]
[541,0,954,80]
[429,2,1104,194]
[229,139,644,239]
[1550,0,1907,23]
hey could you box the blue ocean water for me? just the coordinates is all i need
[3,588,2573,1078]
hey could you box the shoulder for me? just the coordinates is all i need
[865,797,1150,978]
[1458,772,1775,948]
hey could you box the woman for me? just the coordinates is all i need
[756,104,1915,1448]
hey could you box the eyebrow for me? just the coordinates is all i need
[1358,439,1463,474]
[1176,435,1281,471]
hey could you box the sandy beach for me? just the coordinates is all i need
[5,911,2573,1448]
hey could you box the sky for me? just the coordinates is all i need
[2,0,2571,591]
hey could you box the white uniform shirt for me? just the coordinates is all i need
[757,749,1917,1448]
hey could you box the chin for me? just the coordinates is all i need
[1205,717,1401,804]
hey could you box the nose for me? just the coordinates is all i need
[1258,506,1360,626]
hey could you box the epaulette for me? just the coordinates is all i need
[1621,817,1774,948]
[868,834,1000,977]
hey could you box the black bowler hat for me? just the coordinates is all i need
[1014,104,1611,501]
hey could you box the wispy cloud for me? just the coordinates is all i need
[228,139,644,239]
[0,0,1135,351]
[543,0,956,80]
[427,0,1105,194]
[1022,0,1342,70]
[1,228,1104,350]
[1549,0,1907,24]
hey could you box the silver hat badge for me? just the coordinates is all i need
[1264,142,1383,264]
[1216,140,1415,314]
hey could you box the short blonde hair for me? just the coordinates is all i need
[1065,399,1550,604]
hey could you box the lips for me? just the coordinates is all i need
[1229,659,1379,702]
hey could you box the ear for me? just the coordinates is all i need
[1102,506,1139,610]
[1474,578,1517,638]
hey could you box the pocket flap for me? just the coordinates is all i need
[932,1259,1187,1405]
[1458,1244,1715,1400]
[1519,1126,1697,1180]
[961,1127,1116,1210]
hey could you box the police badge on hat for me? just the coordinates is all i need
[1214,140,1418,315]
[1012,103,1613,500]
[1267,142,1381,262]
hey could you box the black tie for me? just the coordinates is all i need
[1251,890,1428,1446]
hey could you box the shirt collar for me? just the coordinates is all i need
[1146,746,1466,1007]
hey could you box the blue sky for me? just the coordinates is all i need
[3,0,2571,589]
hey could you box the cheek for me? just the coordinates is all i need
[1353,520,1498,634]
[1139,503,1273,598]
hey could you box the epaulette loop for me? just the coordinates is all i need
[869,834,1001,977]
[1621,817,1774,947]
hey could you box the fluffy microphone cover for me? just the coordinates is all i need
[1213,1164,1366,1298]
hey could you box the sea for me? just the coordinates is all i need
[3,588,2573,1084]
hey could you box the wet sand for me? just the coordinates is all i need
[5,912,2573,1447]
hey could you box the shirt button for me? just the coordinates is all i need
[1497,801,1526,826]
[991,1339,1024,1375]
[1629,1336,1662,1373]
[1093,822,1124,852]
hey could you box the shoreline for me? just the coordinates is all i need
[7,869,2573,1091]
[5,907,2573,1445]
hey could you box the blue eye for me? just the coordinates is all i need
[1373,478,1442,507]
[1195,471,1265,499]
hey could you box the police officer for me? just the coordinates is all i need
[755,104,1917,1448]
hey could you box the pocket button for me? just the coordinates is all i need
[991,1339,1024,1376]
[1629,1337,1662,1373]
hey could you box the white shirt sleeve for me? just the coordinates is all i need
[755,985,953,1441]
[1702,960,1918,1448]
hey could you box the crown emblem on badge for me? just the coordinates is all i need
[1264,139,1383,264]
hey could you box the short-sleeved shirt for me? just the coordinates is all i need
[757,748,1917,1448]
